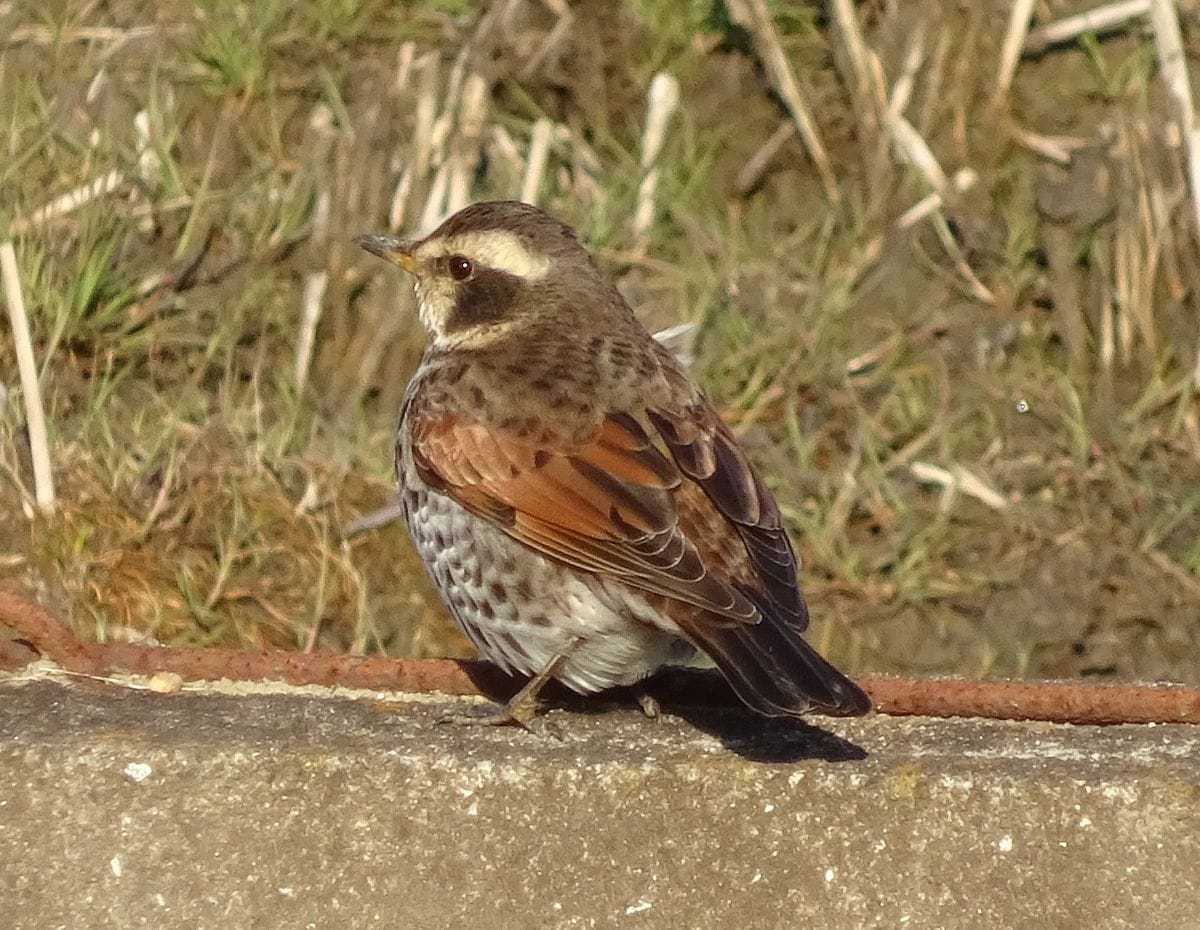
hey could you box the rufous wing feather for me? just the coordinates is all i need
[411,411,760,623]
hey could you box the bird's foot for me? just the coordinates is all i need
[436,696,562,738]
[436,642,578,737]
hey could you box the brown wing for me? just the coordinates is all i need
[411,410,760,623]
[649,403,869,717]
[646,406,806,630]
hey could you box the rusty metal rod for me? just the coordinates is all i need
[2,588,1198,725]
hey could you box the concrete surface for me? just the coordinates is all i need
[0,669,1197,930]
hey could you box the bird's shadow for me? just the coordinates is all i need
[459,662,868,764]
[661,703,867,764]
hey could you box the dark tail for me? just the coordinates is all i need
[676,607,870,718]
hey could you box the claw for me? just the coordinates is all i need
[436,702,563,739]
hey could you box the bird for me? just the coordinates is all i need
[357,200,870,726]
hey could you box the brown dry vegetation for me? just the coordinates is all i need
[1,0,1199,684]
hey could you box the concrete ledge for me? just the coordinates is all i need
[1,672,1197,929]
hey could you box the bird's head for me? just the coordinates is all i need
[357,201,607,351]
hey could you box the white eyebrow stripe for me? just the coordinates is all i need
[417,229,552,280]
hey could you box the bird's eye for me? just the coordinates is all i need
[448,255,472,281]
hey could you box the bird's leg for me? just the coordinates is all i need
[496,649,570,728]
[439,639,580,732]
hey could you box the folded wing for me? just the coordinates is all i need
[411,403,869,717]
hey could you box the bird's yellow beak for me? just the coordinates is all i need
[356,234,421,275]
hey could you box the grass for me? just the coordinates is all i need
[0,0,1198,684]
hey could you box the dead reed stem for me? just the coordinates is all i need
[0,242,55,512]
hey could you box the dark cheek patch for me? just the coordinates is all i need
[445,269,521,333]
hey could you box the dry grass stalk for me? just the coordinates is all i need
[393,40,416,93]
[1085,235,1118,372]
[343,501,406,539]
[885,71,994,304]
[1025,0,1152,55]
[889,115,949,194]
[418,163,451,233]
[386,43,419,232]
[520,118,553,205]
[640,73,680,170]
[1042,224,1091,381]
[1010,126,1084,165]
[917,25,951,139]
[410,57,444,170]
[896,192,943,229]
[1133,175,1167,360]
[6,24,158,46]
[632,73,680,243]
[0,242,55,512]
[735,120,795,194]
[724,0,840,203]
[445,73,490,216]
[293,271,329,393]
[994,0,1037,99]
[1148,547,1200,595]
[935,218,995,304]
[391,52,440,231]
[387,167,415,235]
[491,125,522,167]
[882,21,948,198]
[1147,0,1200,382]
[1108,119,1170,369]
[1114,208,1136,365]
[9,170,125,234]
[887,22,927,122]
[414,58,491,232]
[842,18,926,208]
[133,111,160,182]
[312,189,333,245]
[829,0,886,139]
[910,461,1008,512]
[951,466,1009,511]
